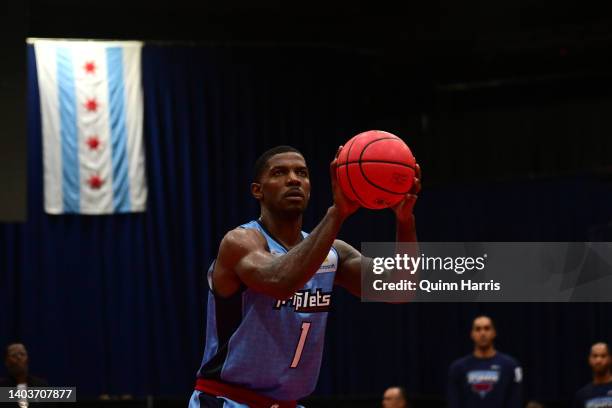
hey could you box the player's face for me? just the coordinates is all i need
[589,344,611,375]
[382,388,406,408]
[470,317,496,348]
[5,344,28,375]
[253,152,311,215]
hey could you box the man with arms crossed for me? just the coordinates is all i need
[189,146,421,408]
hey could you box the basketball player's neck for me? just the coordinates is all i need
[259,209,303,249]
[473,345,496,359]
[593,371,612,385]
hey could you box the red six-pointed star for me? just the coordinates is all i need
[87,175,104,189]
[86,136,100,150]
[85,98,98,112]
[84,61,96,74]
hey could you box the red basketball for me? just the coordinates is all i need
[336,130,416,209]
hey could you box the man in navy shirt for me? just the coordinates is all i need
[447,316,522,408]
[574,342,612,408]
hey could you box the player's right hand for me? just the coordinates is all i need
[330,145,360,219]
[390,163,421,222]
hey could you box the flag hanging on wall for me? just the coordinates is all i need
[33,39,147,214]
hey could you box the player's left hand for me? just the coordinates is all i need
[330,145,360,219]
[391,163,421,222]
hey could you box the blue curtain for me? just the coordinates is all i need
[1,44,612,403]
[0,45,212,396]
[0,44,373,397]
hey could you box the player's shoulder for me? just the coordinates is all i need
[575,382,594,398]
[220,225,268,253]
[223,226,264,242]
[496,351,521,367]
[449,354,473,371]
[332,239,359,260]
[332,238,349,250]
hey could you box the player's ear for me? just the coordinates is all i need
[251,182,263,200]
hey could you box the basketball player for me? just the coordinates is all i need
[189,145,420,408]
[573,342,612,408]
[447,316,522,408]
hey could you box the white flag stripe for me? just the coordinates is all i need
[123,45,147,211]
[34,45,63,213]
[73,45,114,213]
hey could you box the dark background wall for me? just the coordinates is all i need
[0,1,27,221]
[1,0,612,405]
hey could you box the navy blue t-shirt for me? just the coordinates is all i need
[574,381,612,408]
[447,352,522,408]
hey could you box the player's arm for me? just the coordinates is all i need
[213,149,360,299]
[391,163,420,243]
[334,164,421,297]
[333,239,365,297]
[213,207,348,299]
[333,197,419,297]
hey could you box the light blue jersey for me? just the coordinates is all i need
[196,220,339,401]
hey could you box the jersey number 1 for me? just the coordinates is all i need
[290,322,311,368]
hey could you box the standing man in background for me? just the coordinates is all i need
[447,316,522,408]
[0,343,48,388]
[0,343,49,407]
[574,342,612,408]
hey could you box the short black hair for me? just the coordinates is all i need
[253,145,303,181]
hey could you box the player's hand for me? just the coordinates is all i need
[391,163,421,222]
[330,145,360,219]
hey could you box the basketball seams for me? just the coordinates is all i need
[358,138,414,196]
[335,160,416,170]
[336,131,415,209]
[358,163,415,195]
[343,136,368,207]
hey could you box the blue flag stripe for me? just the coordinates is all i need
[56,47,80,212]
[106,47,131,212]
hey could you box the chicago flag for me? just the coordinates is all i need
[33,40,147,214]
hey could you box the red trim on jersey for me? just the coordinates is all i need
[195,378,298,408]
